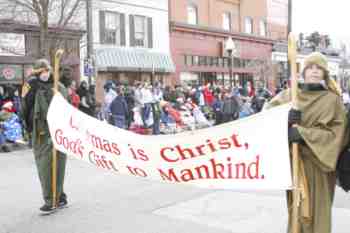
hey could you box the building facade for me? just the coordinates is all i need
[0,20,83,87]
[169,0,288,91]
[267,0,288,40]
[89,0,175,104]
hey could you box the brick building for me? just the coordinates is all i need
[169,0,288,91]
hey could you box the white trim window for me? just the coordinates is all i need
[187,4,198,25]
[134,15,147,47]
[260,20,267,37]
[104,11,121,45]
[245,17,253,34]
[222,12,231,31]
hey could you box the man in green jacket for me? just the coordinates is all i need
[22,58,69,213]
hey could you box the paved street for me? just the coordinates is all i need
[1,149,350,233]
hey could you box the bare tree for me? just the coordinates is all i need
[246,58,273,89]
[0,0,85,58]
[255,59,273,90]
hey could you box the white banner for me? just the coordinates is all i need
[48,94,292,190]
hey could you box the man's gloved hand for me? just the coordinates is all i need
[288,108,302,125]
[288,127,304,144]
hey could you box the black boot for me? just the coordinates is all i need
[39,204,56,213]
[58,194,68,208]
[1,144,11,152]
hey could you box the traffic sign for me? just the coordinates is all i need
[84,59,94,76]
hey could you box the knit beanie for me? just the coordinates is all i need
[303,52,328,72]
[303,52,341,96]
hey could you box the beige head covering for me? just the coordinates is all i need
[31,58,52,75]
[303,52,341,96]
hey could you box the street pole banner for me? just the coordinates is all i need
[47,94,292,190]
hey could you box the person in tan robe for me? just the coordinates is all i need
[265,52,348,233]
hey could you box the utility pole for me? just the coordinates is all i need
[86,0,94,87]
[288,0,292,35]
[287,0,292,82]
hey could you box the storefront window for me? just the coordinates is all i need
[218,58,224,67]
[213,57,219,66]
[223,58,230,68]
[192,55,199,66]
[199,56,207,66]
[208,57,213,66]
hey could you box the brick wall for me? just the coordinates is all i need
[169,29,272,83]
[170,0,240,31]
[240,0,267,36]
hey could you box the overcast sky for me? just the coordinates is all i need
[293,0,350,48]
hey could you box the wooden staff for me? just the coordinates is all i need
[52,49,64,208]
[288,33,300,233]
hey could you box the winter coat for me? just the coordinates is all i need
[221,96,239,120]
[265,86,348,233]
[109,95,128,118]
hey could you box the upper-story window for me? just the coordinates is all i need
[244,17,253,34]
[100,11,125,45]
[187,4,198,25]
[222,12,231,31]
[130,15,153,48]
[260,20,267,37]
[134,15,147,47]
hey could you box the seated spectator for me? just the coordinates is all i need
[239,99,254,118]
[0,102,22,152]
[185,99,212,128]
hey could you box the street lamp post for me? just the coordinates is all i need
[86,0,94,87]
[228,50,233,88]
[225,37,237,89]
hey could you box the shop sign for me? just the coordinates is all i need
[0,33,25,56]
[0,65,23,83]
[2,67,16,80]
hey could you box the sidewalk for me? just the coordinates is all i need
[154,190,350,233]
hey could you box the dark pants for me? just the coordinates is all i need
[152,118,160,134]
[214,111,223,125]
[0,131,6,145]
[141,103,152,127]
[112,115,126,129]
[33,140,67,206]
[151,103,160,135]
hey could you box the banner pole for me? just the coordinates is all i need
[52,49,64,208]
[288,33,300,233]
